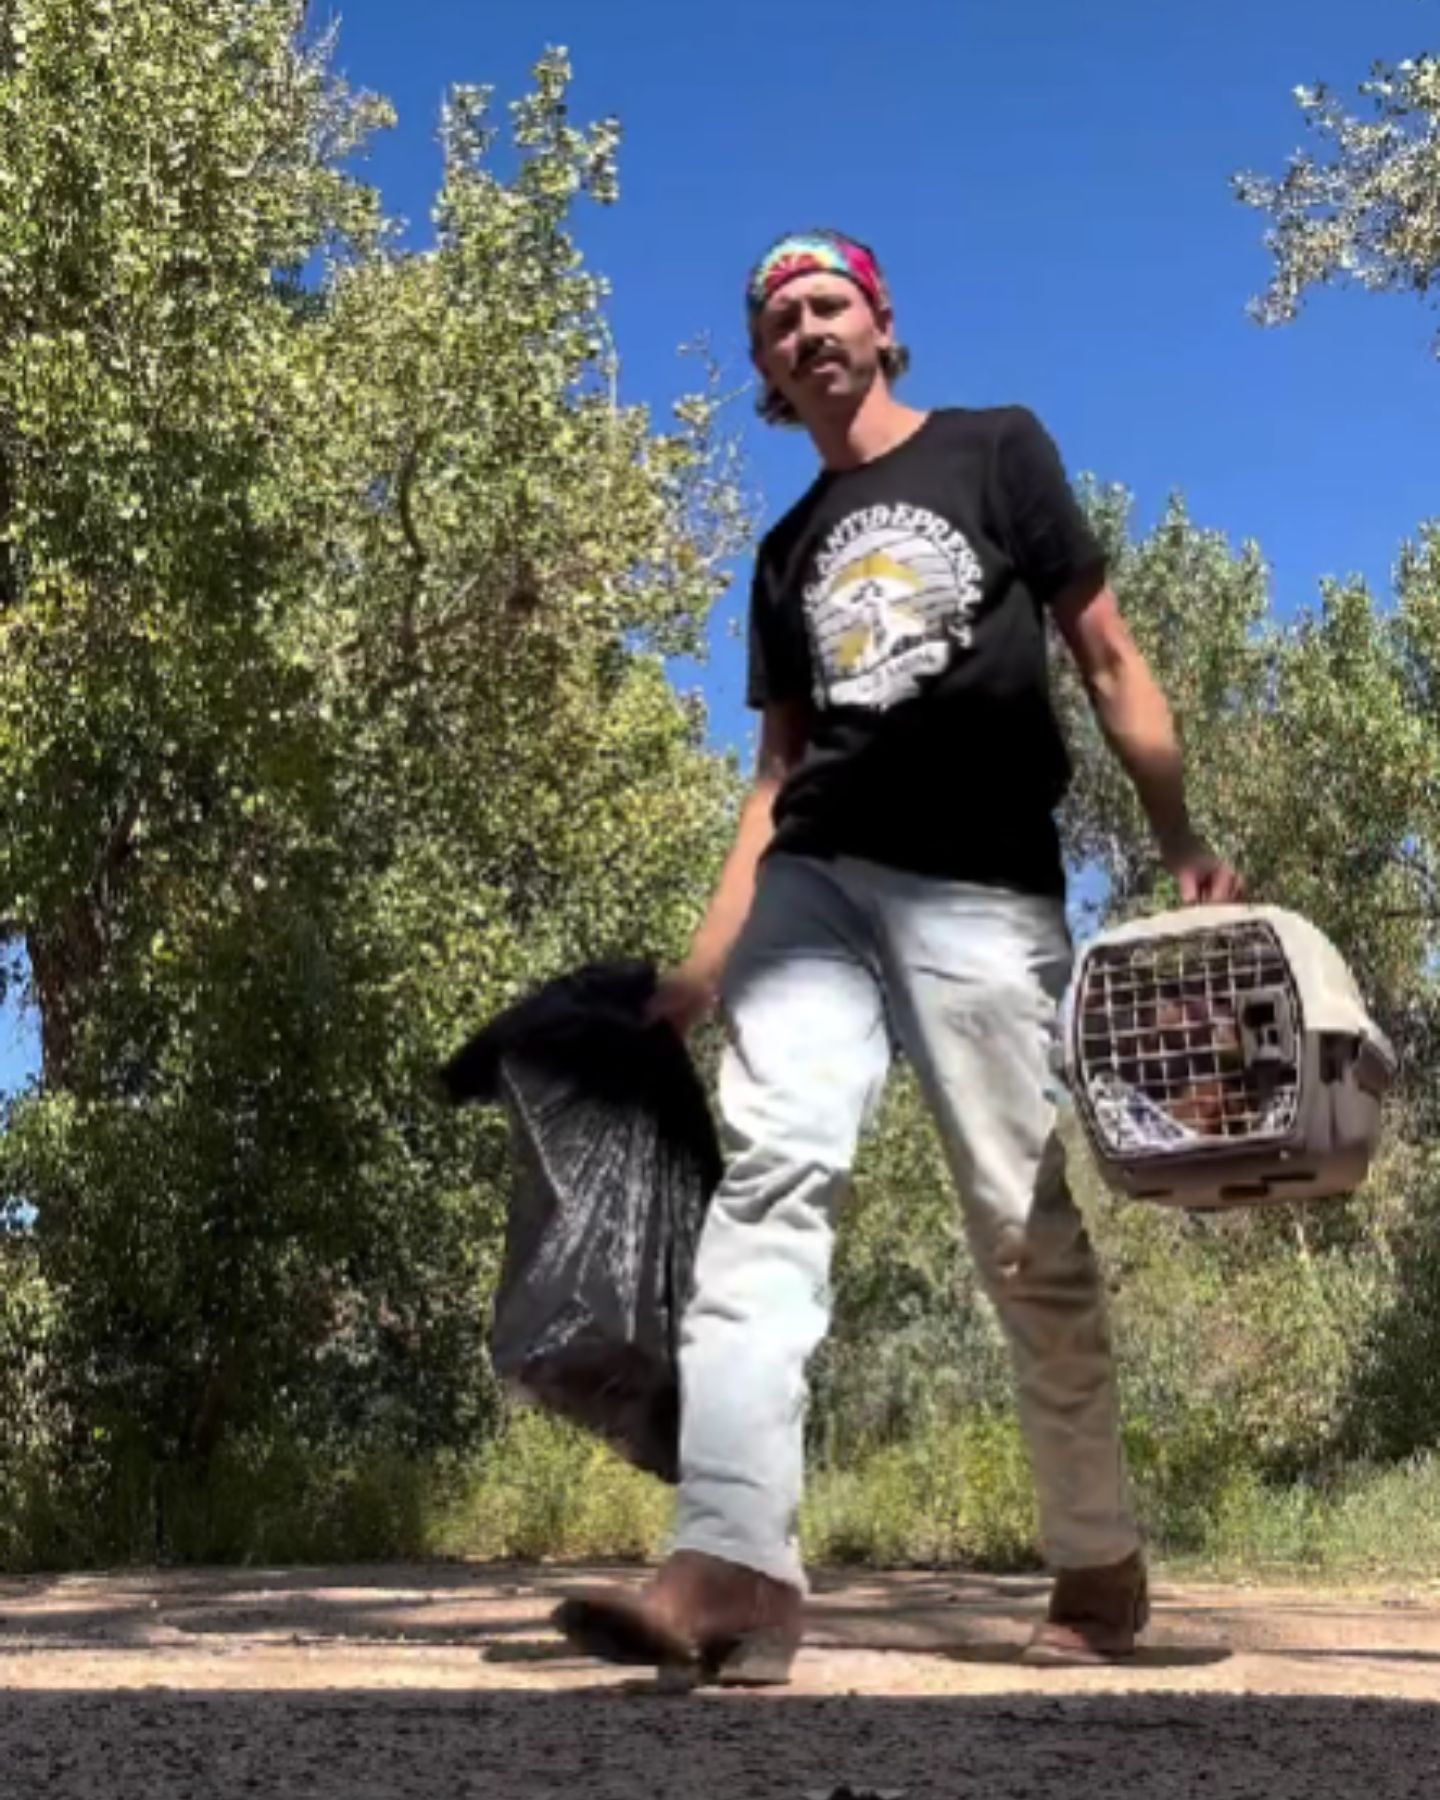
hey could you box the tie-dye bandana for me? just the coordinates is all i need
[745,231,886,321]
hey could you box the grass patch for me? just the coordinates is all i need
[428,1409,671,1563]
[433,1412,1440,1585]
[6,1405,1438,1583]
[1161,1453,1440,1582]
[802,1412,1040,1570]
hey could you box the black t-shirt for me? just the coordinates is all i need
[746,406,1104,897]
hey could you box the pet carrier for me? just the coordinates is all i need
[1063,904,1395,1209]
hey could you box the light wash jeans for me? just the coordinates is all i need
[671,852,1139,1591]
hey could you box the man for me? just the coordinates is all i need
[555,229,1242,1685]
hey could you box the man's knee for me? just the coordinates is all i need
[976,1211,1101,1306]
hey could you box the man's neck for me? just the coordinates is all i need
[807,385,930,472]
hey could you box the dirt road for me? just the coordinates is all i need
[2,1563,1438,1797]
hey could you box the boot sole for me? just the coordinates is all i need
[705,1627,798,1687]
[553,1599,796,1688]
[1019,1591,1151,1668]
[552,1596,698,1673]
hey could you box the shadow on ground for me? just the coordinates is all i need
[1,1688,1435,1800]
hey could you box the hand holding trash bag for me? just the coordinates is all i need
[645,954,724,1039]
[438,960,720,1482]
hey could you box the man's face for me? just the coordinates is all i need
[751,271,894,421]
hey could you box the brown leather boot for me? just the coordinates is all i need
[1020,1550,1150,1666]
[552,1549,803,1688]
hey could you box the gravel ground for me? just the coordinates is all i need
[2,1563,1438,1798]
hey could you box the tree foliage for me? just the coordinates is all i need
[0,1,742,1548]
[1062,501,1440,1097]
[1236,47,1440,349]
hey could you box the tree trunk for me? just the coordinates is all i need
[27,901,107,1089]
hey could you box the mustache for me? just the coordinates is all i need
[794,337,846,376]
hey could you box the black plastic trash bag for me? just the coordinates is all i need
[438,960,720,1483]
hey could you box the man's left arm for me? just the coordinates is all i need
[1053,572,1243,905]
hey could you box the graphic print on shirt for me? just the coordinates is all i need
[802,503,985,711]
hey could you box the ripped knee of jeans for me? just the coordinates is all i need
[990,1223,1031,1286]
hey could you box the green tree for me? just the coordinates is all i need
[1059,494,1440,1087]
[1227,21,1440,1464]
[1060,494,1440,1461]
[1235,45,1440,351]
[0,2,742,1556]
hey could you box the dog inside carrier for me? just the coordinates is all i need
[1064,904,1395,1210]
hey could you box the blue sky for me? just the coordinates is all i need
[2,0,1435,1094]
[318,0,1437,740]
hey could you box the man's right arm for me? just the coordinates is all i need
[649,699,810,1036]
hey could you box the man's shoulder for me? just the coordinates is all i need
[929,402,1046,444]
[755,476,828,569]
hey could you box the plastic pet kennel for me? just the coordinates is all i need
[1064,904,1395,1209]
